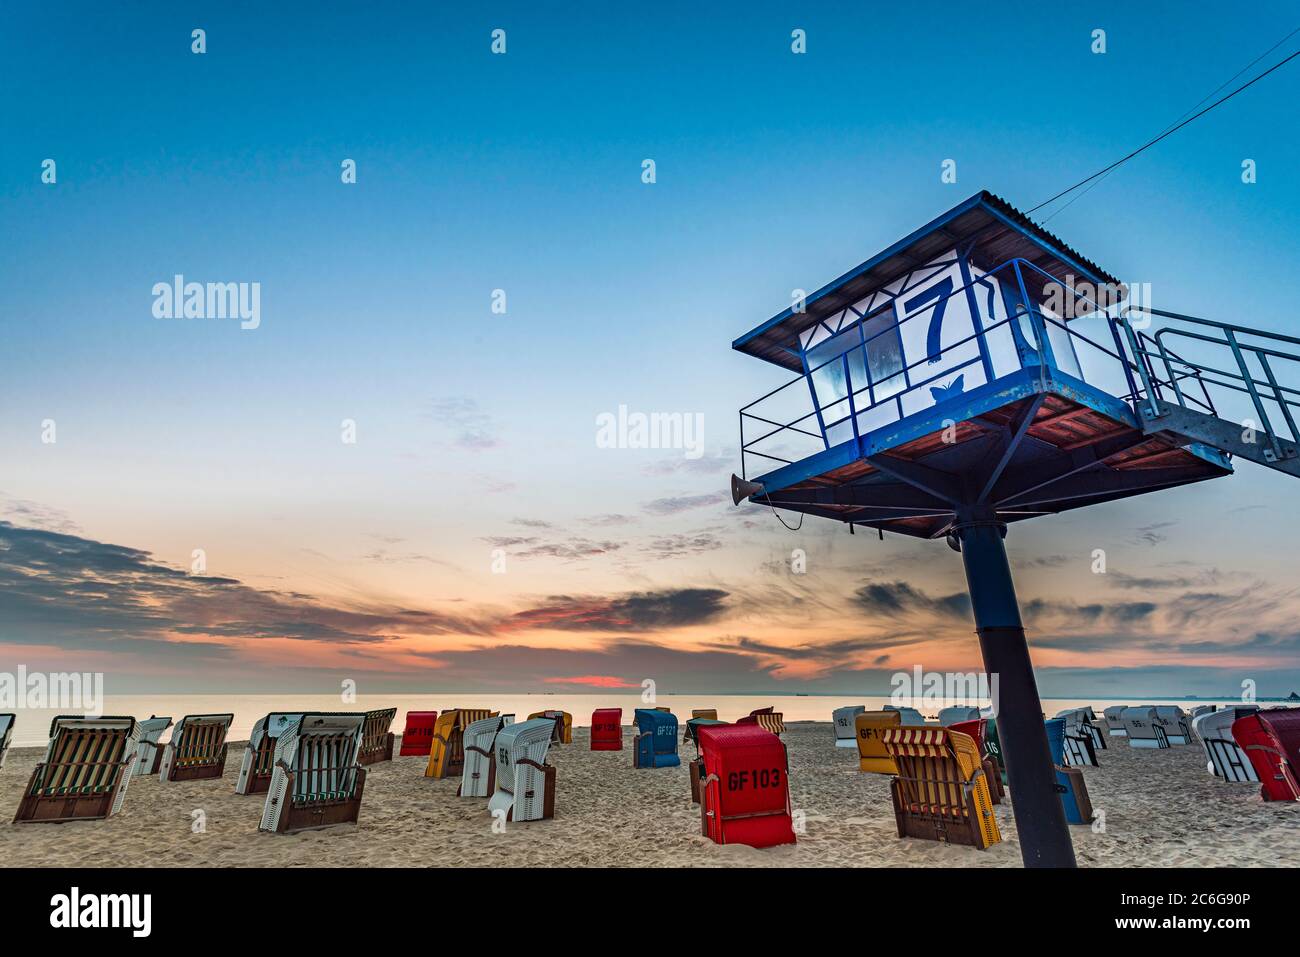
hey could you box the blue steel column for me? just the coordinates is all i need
[955,509,1076,868]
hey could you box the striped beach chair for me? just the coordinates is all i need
[259,713,368,833]
[737,708,786,736]
[833,706,864,748]
[13,716,139,823]
[427,708,496,779]
[236,713,304,794]
[0,713,15,769]
[160,713,234,782]
[130,715,173,777]
[489,718,557,822]
[855,710,902,774]
[881,726,1001,849]
[358,708,397,765]
[1193,707,1258,782]
[460,713,514,797]
[527,710,573,744]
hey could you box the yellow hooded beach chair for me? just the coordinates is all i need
[526,710,573,744]
[426,709,496,779]
[855,710,902,774]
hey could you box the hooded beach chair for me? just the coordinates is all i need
[590,707,623,750]
[885,705,928,726]
[833,706,865,748]
[0,713,13,769]
[130,715,173,777]
[459,713,514,797]
[1056,706,1106,751]
[1045,718,1094,824]
[358,707,397,765]
[687,709,719,741]
[236,712,304,794]
[948,718,1003,804]
[1103,705,1128,736]
[938,706,981,726]
[160,713,234,781]
[881,726,1001,849]
[426,708,497,779]
[685,718,728,802]
[696,723,795,848]
[737,708,786,736]
[398,710,440,756]
[1232,708,1300,802]
[1189,704,1218,733]
[259,712,367,834]
[1058,711,1100,767]
[1194,707,1259,782]
[488,717,556,822]
[13,716,139,823]
[633,709,680,768]
[1152,706,1193,745]
[527,710,573,744]
[855,710,902,774]
[1120,707,1169,749]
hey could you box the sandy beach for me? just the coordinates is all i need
[2,721,1296,867]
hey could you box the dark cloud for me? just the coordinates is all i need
[854,581,972,621]
[504,588,729,632]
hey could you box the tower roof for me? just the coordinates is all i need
[732,191,1121,372]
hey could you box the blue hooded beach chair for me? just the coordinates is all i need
[1045,717,1093,824]
[633,709,680,768]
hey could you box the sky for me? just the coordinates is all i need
[2,2,1299,698]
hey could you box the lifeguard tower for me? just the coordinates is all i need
[731,191,1300,867]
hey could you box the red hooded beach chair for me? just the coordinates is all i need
[399,710,440,756]
[1232,708,1300,802]
[696,724,795,848]
[590,708,623,750]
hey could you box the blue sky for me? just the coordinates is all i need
[1,2,1298,696]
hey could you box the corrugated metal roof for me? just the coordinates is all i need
[733,191,1120,372]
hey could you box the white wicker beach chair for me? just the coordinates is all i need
[1193,708,1259,782]
[832,706,864,748]
[938,706,981,726]
[1121,706,1170,749]
[159,713,234,782]
[130,716,173,777]
[1103,705,1129,736]
[0,713,15,770]
[460,713,515,797]
[236,713,305,794]
[1152,706,1193,745]
[1058,709,1100,766]
[258,713,367,833]
[488,717,555,822]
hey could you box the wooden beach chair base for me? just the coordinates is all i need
[14,777,129,824]
[689,756,704,804]
[889,776,988,848]
[271,768,368,833]
[168,748,228,781]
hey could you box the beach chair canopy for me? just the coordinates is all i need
[14,716,139,823]
[527,710,573,744]
[832,705,865,746]
[130,715,173,777]
[160,713,233,782]
[737,709,786,735]
[460,713,514,798]
[691,709,719,721]
[685,717,727,750]
[1232,708,1300,802]
[633,709,680,768]
[398,710,440,756]
[855,710,903,774]
[1103,705,1129,735]
[1193,707,1259,782]
[938,706,981,726]
[591,708,623,750]
[259,712,367,833]
[1152,706,1192,745]
[881,726,1001,849]
[696,723,795,848]
[489,718,557,822]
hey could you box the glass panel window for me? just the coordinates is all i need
[805,326,862,413]
[861,305,906,401]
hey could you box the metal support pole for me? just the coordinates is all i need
[954,510,1076,868]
